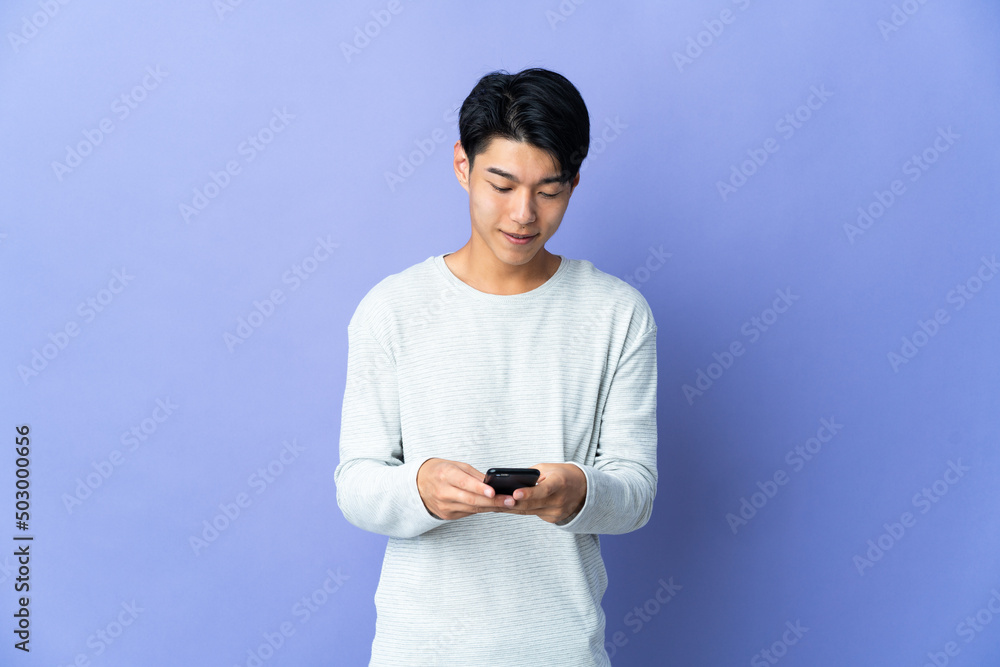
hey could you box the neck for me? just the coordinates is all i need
[446,240,559,295]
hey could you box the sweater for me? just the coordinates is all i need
[335,253,659,666]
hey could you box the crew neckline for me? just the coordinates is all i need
[434,253,569,302]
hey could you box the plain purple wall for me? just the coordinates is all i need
[2,1,999,665]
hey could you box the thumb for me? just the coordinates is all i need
[529,464,548,484]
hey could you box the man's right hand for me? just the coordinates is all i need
[416,458,509,520]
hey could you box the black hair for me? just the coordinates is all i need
[458,67,590,185]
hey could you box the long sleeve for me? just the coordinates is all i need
[334,255,659,666]
[556,325,658,535]
[334,317,446,539]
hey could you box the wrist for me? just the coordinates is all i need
[415,458,441,519]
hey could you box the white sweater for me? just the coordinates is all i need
[335,253,659,666]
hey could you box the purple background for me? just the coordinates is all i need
[2,1,999,665]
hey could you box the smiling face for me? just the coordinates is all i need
[453,136,580,278]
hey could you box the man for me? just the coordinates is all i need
[335,67,658,666]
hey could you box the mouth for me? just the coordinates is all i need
[502,231,538,244]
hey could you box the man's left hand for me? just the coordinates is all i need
[497,462,587,524]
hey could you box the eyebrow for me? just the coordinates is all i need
[485,166,564,186]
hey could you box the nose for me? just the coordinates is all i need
[510,189,536,226]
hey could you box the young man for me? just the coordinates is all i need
[335,67,658,666]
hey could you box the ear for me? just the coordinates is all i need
[453,141,471,193]
[566,171,580,196]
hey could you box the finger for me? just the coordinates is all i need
[451,462,496,497]
[451,486,500,508]
[447,478,516,509]
[453,461,486,481]
[462,497,510,514]
[482,493,514,509]
[461,479,496,499]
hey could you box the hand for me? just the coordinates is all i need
[416,458,510,520]
[498,462,587,524]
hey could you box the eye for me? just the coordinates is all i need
[488,182,561,198]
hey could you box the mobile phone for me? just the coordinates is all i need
[484,468,540,496]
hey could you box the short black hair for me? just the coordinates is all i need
[458,67,590,185]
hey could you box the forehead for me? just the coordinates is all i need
[475,136,562,184]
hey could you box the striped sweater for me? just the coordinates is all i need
[335,253,658,666]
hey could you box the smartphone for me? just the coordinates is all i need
[484,468,540,496]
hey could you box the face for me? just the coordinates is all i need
[454,136,580,269]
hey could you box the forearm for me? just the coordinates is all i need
[336,315,448,539]
[555,323,659,534]
[556,459,656,534]
[335,455,446,539]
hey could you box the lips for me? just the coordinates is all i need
[502,231,537,245]
[504,232,537,239]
